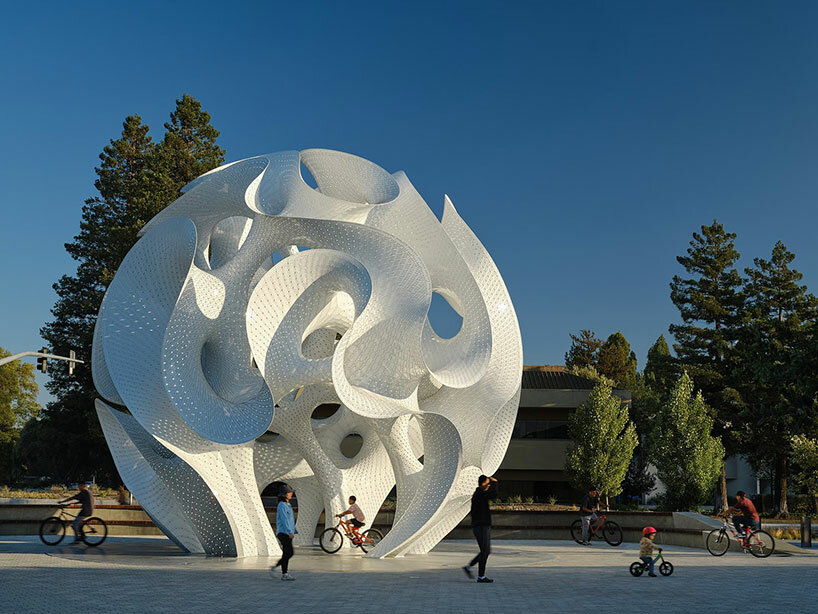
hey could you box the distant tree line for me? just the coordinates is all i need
[564,221,818,514]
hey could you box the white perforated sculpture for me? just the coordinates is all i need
[93,149,522,558]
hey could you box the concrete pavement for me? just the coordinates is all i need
[2,536,816,613]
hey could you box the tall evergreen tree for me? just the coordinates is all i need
[734,241,818,514]
[564,329,602,370]
[644,335,676,393]
[669,220,744,508]
[596,332,638,390]
[17,96,224,484]
[649,372,725,511]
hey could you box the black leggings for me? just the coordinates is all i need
[469,526,491,577]
[276,533,294,573]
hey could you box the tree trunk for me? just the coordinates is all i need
[777,455,788,516]
[720,464,729,510]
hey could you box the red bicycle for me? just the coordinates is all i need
[319,518,383,554]
[706,516,775,558]
[570,513,623,546]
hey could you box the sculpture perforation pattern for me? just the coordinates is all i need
[93,149,522,558]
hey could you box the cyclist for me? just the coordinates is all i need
[58,482,94,544]
[720,490,760,537]
[336,495,365,542]
[579,487,600,545]
[639,527,662,577]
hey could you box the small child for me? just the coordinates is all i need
[336,496,365,541]
[639,527,662,577]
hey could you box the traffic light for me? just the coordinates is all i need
[36,347,48,374]
[68,349,76,376]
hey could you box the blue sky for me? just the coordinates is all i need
[1,1,817,406]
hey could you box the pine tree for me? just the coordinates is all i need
[564,330,602,369]
[649,372,724,511]
[565,382,638,505]
[596,332,638,390]
[16,96,224,484]
[669,220,744,508]
[644,335,676,392]
[734,241,818,514]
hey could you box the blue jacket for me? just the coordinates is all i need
[276,500,297,535]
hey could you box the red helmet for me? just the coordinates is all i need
[642,526,657,536]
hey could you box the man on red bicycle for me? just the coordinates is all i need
[720,490,760,536]
[579,487,600,546]
[336,496,365,542]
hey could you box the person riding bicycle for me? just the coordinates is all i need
[336,496,365,542]
[639,527,662,577]
[579,487,601,545]
[58,482,95,544]
[719,490,760,538]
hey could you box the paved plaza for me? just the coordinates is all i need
[2,536,816,613]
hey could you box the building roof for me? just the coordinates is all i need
[521,365,598,390]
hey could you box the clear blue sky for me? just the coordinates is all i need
[2,1,817,407]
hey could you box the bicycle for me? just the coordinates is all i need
[570,512,623,546]
[629,549,674,576]
[705,516,775,558]
[319,518,383,554]
[39,505,108,547]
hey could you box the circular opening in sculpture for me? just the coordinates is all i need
[428,291,463,339]
[340,433,363,458]
[311,403,340,420]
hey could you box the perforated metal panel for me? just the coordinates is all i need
[92,149,522,558]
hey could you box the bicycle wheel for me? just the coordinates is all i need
[39,517,66,546]
[359,529,383,553]
[570,520,584,544]
[81,517,108,547]
[659,561,673,576]
[747,530,775,558]
[603,521,623,546]
[706,529,730,556]
[319,527,344,554]
[629,561,644,577]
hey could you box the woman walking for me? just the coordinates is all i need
[271,485,297,581]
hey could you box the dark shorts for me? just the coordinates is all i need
[350,519,364,528]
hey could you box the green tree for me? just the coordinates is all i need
[669,220,744,508]
[791,434,818,513]
[0,349,40,480]
[16,96,224,484]
[734,241,818,514]
[565,382,638,505]
[644,335,676,393]
[564,329,602,370]
[596,332,638,390]
[649,372,724,511]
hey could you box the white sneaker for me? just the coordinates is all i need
[281,573,295,581]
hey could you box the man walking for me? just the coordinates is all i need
[463,475,498,583]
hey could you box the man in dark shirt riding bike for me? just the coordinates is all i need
[58,482,95,544]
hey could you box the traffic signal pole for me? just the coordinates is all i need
[0,349,85,371]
